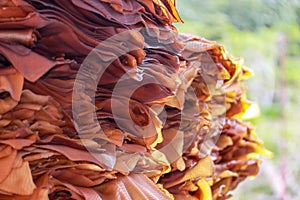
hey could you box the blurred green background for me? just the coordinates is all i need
[175,0,300,199]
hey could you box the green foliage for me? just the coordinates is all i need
[294,3,300,27]
[177,0,300,31]
[176,0,300,199]
[286,57,300,87]
[261,103,282,119]
[222,0,277,31]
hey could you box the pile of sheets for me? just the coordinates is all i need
[0,0,271,199]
